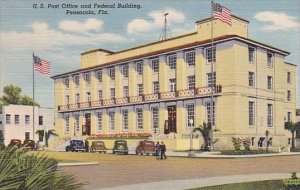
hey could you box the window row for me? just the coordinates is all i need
[5,115,43,125]
[248,46,274,68]
[248,102,273,127]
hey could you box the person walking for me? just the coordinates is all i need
[155,141,161,160]
[85,139,89,152]
[160,141,167,160]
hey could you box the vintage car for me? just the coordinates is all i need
[136,140,156,156]
[22,140,36,150]
[8,139,22,148]
[112,140,128,154]
[65,140,85,152]
[90,141,107,153]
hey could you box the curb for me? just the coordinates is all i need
[58,162,98,166]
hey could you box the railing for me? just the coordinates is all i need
[58,85,222,112]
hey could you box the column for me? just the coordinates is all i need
[115,65,123,98]
[159,56,168,92]
[143,59,152,94]
[143,104,151,133]
[115,108,122,133]
[129,62,137,97]
[102,68,110,100]
[176,101,185,137]
[159,102,167,135]
[195,47,205,88]
[128,106,136,132]
[176,51,187,91]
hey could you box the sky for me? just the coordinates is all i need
[0,0,299,108]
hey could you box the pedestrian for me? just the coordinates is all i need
[155,141,161,160]
[160,141,167,160]
[85,140,89,152]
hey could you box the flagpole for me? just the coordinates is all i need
[32,52,35,142]
[210,0,215,150]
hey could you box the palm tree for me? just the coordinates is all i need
[284,121,300,149]
[193,122,219,151]
[36,129,59,147]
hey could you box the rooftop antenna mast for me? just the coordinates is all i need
[159,13,172,41]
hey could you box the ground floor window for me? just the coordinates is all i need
[97,112,102,132]
[205,101,215,126]
[25,132,30,141]
[74,115,79,132]
[109,111,115,131]
[122,110,128,131]
[136,108,143,130]
[151,107,159,130]
[267,104,273,127]
[64,115,69,133]
[186,104,195,127]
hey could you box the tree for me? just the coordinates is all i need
[20,95,39,106]
[36,129,59,147]
[193,122,219,151]
[285,121,300,149]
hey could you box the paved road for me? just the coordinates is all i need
[50,152,300,190]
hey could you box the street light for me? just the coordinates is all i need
[188,119,195,157]
[74,123,76,137]
[265,130,269,154]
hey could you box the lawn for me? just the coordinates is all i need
[221,150,277,155]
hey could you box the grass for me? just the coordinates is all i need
[221,150,277,155]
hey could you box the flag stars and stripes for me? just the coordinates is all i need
[33,55,50,75]
[213,3,232,25]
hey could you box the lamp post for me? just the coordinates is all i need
[74,123,76,137]
[153,118,158,141]
[265,130,269,154]
[188,119,195,157]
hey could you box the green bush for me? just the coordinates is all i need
[232,137,242,151]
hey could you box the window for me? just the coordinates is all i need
[153,81,159,94]
[206,47,216,63]
[75,93,80,103]
[123,86,129,97]
[109,111,115,131]
[169,78,176,92]
[74,75,79,86]
[151,107,159,129]
[168,55,177,69]
[248,72,255,87]
[38,130,44,141]
[185,51,195,66]
[25,132,30,141]
[65,115,70,133]
[98,90,103,100]
[287,112,292,122]
[110,88,115,99]
[138,84,143,96]
[136,108,143,130]
[15,115,20,125]
[287,90,291,101]
[65,95,69,105]
[267,104,273,127]
[287,72,291,83]
[205,102,215,125]
[64,77,69,88]
[248,47,255,63]
[86,92,91,102]
[75,115,79,132]
[249,102,255,126]
[97,112,102,131]
[109,67,115,80]
[188,75,195,90]
[151,58,159,73]
[38,116,43,125]
[122,64,129,78]
[267,52,273,67]
[84,72,91,84]
[136,61,143,75]
[96,69,102,82]
[186,104,195,127]
[267,76,273,90]
[207,72,216,87]
[122,110,128,131]
[25,115,30,124]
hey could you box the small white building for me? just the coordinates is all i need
[0,104,54,146]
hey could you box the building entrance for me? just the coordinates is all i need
[165,106,177,134]
[83,113,91,136]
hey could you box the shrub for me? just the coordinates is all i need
[242,137,251,151]
[232,137,242,151]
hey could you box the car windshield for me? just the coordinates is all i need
[117,141,126,145]
[71,141,83,145]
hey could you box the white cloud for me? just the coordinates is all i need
[254,11,300,31]
[127,8,186,34]
[59,18,103,33]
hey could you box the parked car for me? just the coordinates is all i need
[65,140,85,152]
[90,141,107,153]
[136,140,155,156]
[8,139,22,148]
[22,140,36,150]
[112,140,128,154]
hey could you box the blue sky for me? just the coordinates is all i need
[0,0,299,108]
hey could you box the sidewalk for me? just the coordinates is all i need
[98,173,299,190]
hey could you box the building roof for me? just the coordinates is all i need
[81,48,114,55]
[196,15,249,24]
[284,62,297,66]
[51,34,290,79]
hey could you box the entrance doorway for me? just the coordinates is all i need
[165,105,176,134]
[83,113,91,136]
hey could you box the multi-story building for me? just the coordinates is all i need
[0,104,54,146]
[52,15,297,150]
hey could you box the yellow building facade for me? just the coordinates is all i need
[52,15,297,150]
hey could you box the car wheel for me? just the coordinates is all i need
[104,151,107,154]
[125,152,128,155]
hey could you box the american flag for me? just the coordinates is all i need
[213,3,232,25]
[33,55,50,75]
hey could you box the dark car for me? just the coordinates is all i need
[136,140,155,156]
[65,140,85,152]
[90,141,107,153]
[112,140,128,154]
[22,140,36,150]
[8,139,22,148]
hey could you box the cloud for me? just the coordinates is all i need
[254,11,300,31]
[59,18,103,33]
[127,8,186,34]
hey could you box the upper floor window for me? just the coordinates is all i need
[267,52,273,68]
[185,51,195,66]
[287,90,291,101]
[39,116,43,125]
[267,104,273,127]
[188,75,195,90]
[15,115,20,125]
[248,102,255,126]
[287,72,291,83]
[122,110,129,131]
[86,92,91,102]
[153,81,159,94]
[109,67,115,80]
[151,58,159,73]
[25,115,30,125]
[84,72,91,84]
[168,54,177,70]
[248,72,255,87]
[248,47,255,63]
[207,72,216,87]
[74,75,79,86]
[138,84,143,96]
[122,64,129,78]
[75,93,80,103]
[65,95,70,105]
[98,90,103,100]
[169,78,176,92]
[5,114,11,124]
[96,69,102,82]
[267,76,273,90]
[206,47,216,63]
[123,86,129,97]
[186,104,195,127]
[110,88,115,99]
[136,61,143,75]
[64,77,69,88]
